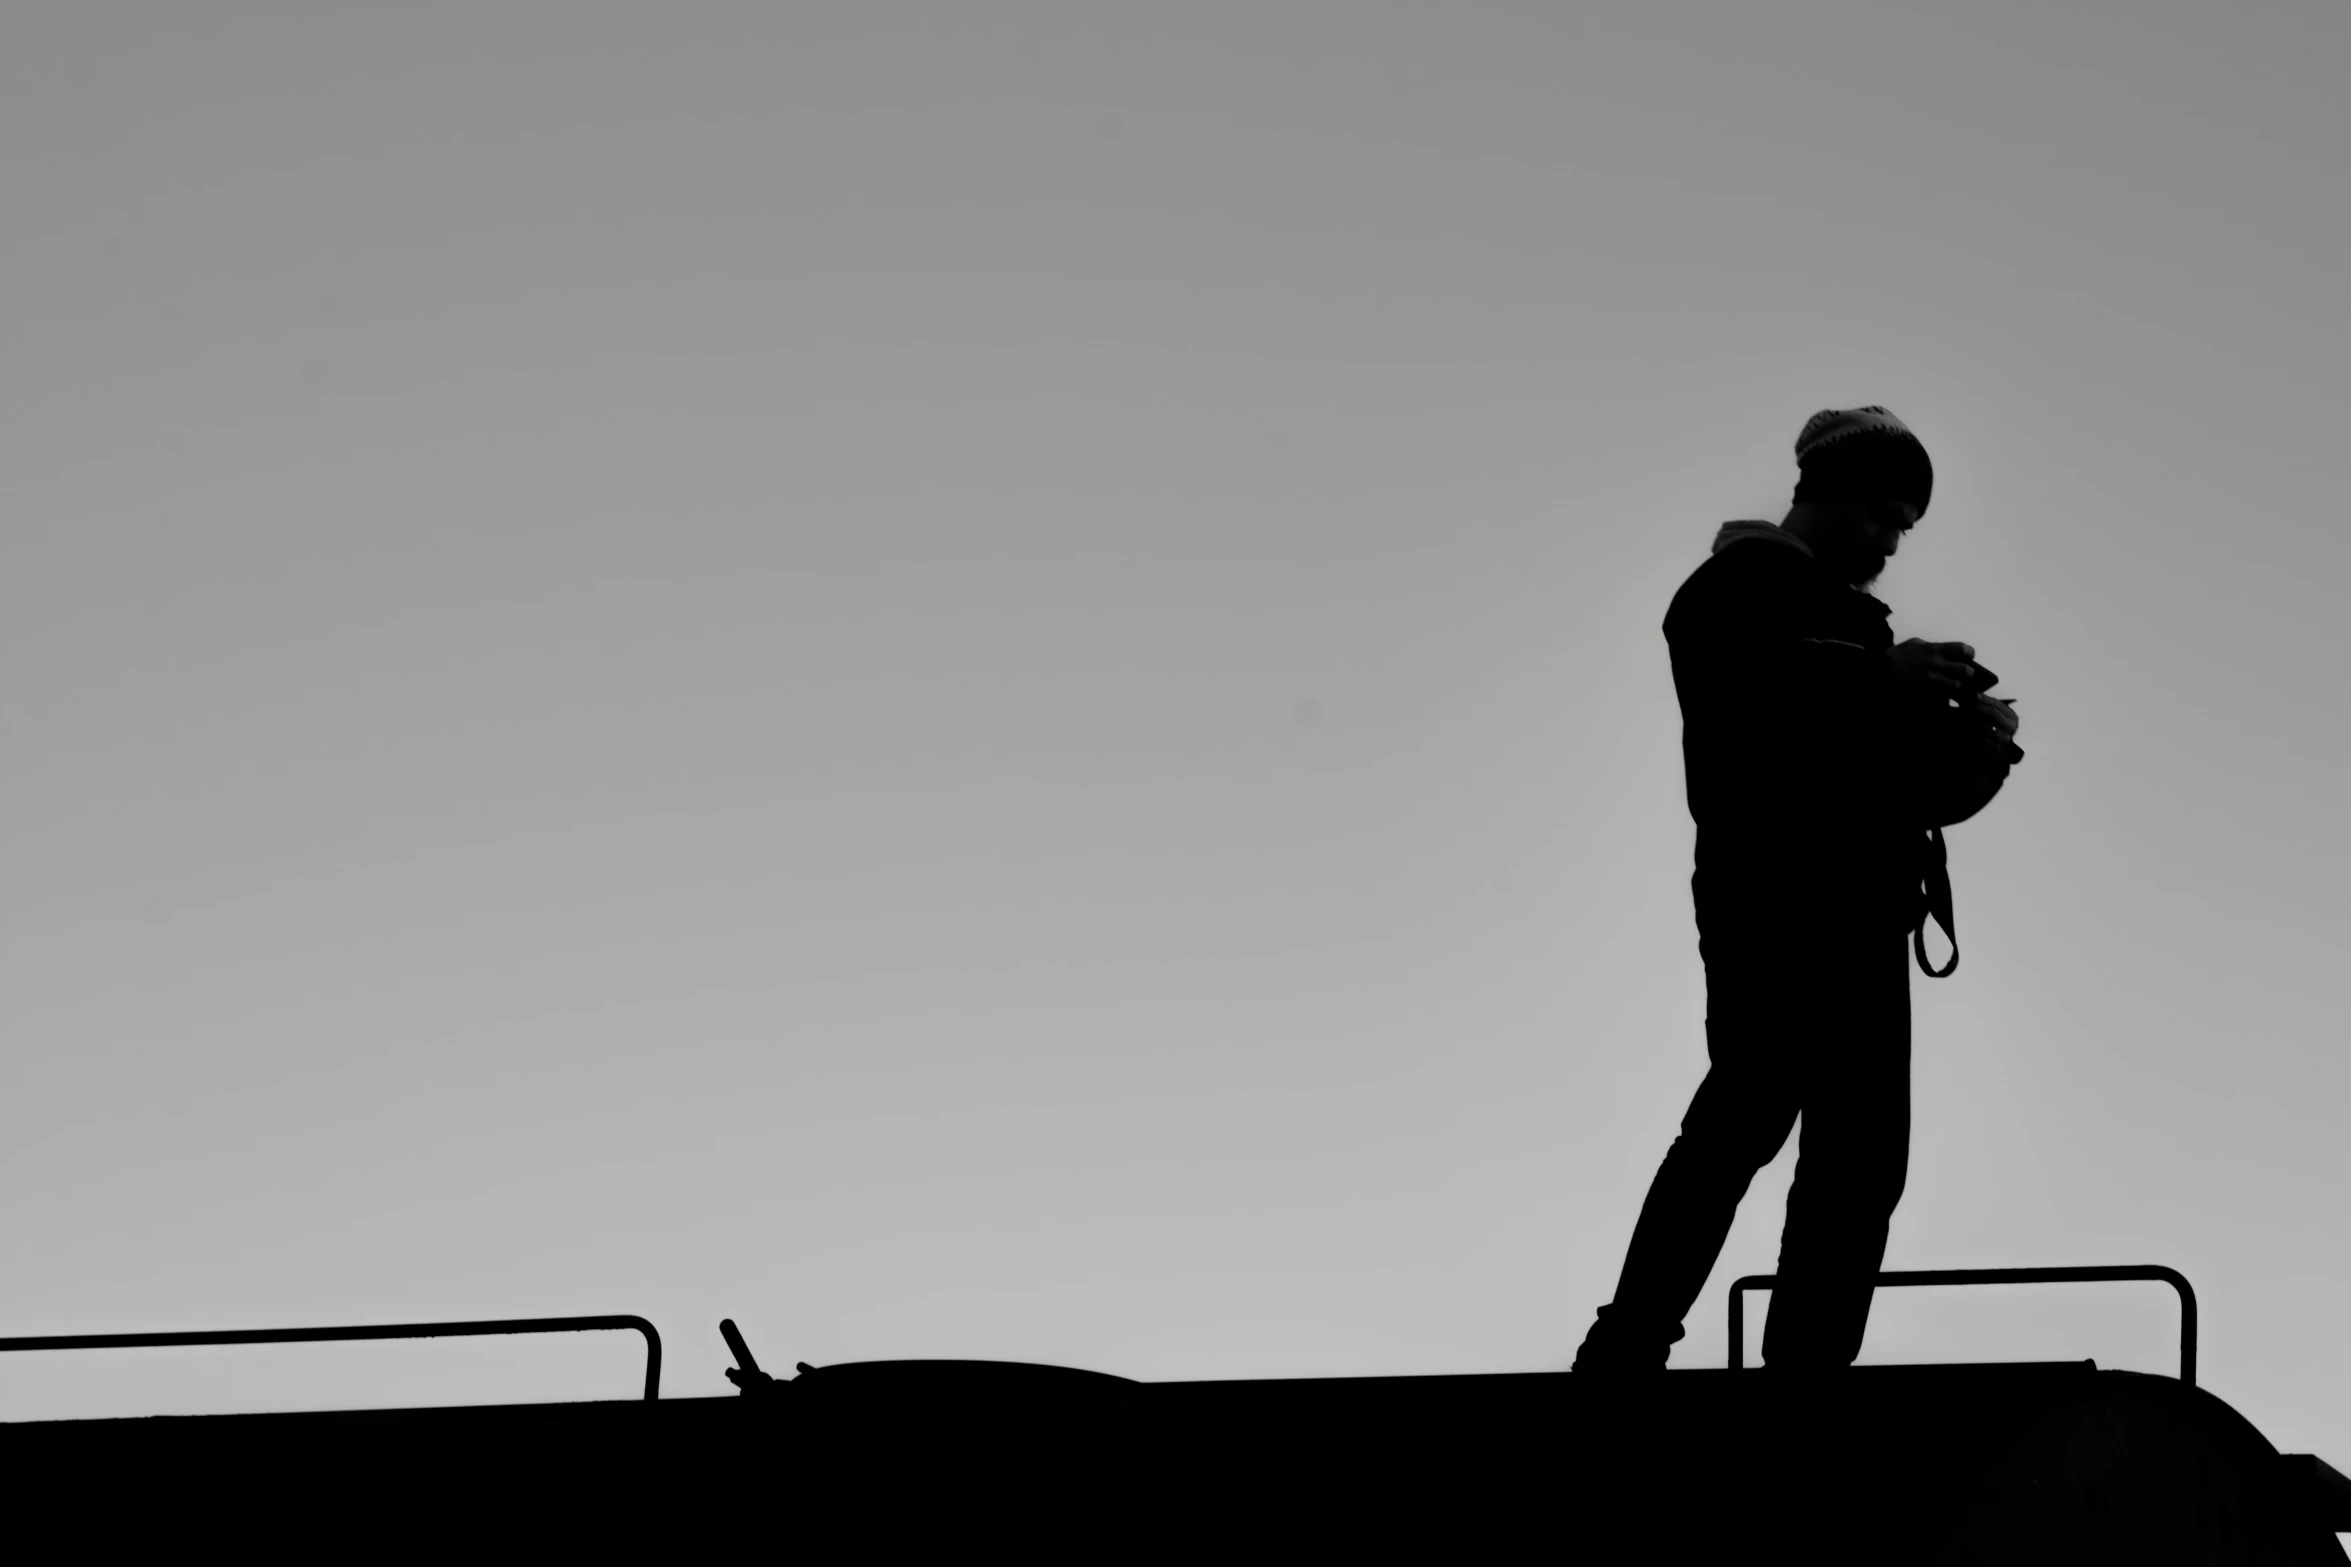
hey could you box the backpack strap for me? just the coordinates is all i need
[1914,826,1959,977]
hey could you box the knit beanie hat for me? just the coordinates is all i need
[1791,405,1934,518]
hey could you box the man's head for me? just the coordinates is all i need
[1779,405,1934,588]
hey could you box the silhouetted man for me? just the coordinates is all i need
[1573,406,2021,1373]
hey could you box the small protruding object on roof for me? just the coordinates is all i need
[718,1318,781,1396]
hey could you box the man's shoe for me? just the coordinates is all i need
[1569,1344,1671,1376]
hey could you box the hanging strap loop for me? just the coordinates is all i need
[1913,825,1958,977]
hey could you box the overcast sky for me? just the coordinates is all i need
[2,0,2346,1469]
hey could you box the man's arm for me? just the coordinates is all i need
[1667,556,1909,787]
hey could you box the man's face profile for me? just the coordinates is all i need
[1819,500,1918,588]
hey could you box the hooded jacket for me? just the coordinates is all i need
[1664,520,1973,943]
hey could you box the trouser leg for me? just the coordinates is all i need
[1761,929,1912,1370]
[1573,1054,1802,1369]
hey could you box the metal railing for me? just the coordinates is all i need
[0,1314,664,1403]
[1728,1265,2197,1385]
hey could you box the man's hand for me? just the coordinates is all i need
[1965,691,2019,743]
[1961,690,2023,765]
[1890,638,1977,697]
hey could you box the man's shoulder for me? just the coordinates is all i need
[1667,530,1815,627]
[1689,533,1815,582]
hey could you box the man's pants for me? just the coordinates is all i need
[1575,919,1912,1371]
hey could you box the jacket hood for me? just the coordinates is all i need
[1711,519,1814,558]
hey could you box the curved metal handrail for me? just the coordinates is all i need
[0,1314,663,1402]
[1728,1265,2196,1385]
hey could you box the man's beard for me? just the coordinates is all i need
[1844,543,1894,589]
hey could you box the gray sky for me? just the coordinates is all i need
[3,0,2346,1465]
